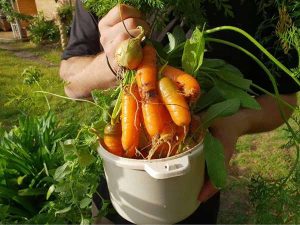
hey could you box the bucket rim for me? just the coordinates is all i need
[97,141,204,171]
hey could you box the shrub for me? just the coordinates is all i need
[28,13,60,45]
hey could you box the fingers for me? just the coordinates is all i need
[99,4,141,28]
[198,180,219,203]
[101,28,141,60]
[102,18,150,39]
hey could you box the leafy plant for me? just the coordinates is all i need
[0,111,109,224]
[57,4,74,25]
[28,13,60,45]
[248,171,300,224]
[82,0,234,32]
[0,112,76,223]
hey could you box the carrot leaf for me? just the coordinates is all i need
[192,86,225,113]
[204,132,227,189]
[182,27,205,75]
[215,80,261,110]
[202,98,240,128]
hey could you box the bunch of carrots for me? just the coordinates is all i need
[102,30,201,159]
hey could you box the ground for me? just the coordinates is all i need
[0,41,299,224]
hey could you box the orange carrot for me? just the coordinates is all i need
[142,97,165,137]
[158,77,191,127]
[121,83,141,157]
[136,45,165,137]
[161,65,201,101]
[103,123,124,156]
[136,45,157,99]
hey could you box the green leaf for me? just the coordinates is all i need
[201,58,226,69]
[80,218,90,225]
[77,149,96,167]
[193,86,225,113]
[215,80,261,110]
[17,175,27,185]
[53,162,71,181]
[165,26,186,53]
[46,184,55,200]
[61,139,77,161]
[204,132,227,189]
[217,63,244,78]
[55,206,71,216]
[18,188,47,196]
[80,197,92,209]
[202,98,240,128]
[166,32,176,52]
[182,27,205,75]
[215,71,253,91]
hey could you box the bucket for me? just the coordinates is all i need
[98,143,205,224]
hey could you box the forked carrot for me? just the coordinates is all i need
[161,65,201,101]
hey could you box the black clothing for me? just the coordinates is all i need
[63,0,299,224]
[62,0,101,60]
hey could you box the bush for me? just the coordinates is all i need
[57,4,74,25]
[28,13,60,45]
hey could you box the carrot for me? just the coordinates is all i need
[158,77,191,127]
[136,45,165,137]
[142,97,166,137]
[103,123,124,156]
[136,45,157,99]
[121,83,141,157]
[161,65,201,101]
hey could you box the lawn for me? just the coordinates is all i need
[0,41,299,224]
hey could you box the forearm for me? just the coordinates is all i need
[60,53,117,98]
[235,94,298,136]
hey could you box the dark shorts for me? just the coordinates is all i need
[93,178,220,224]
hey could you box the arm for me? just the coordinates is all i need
[198,93,298,202]
[60,53,117,98]
[60,3,149,98]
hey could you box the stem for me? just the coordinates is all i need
[205,37,299,185]
[34,91,109,115]
[204,26,300,86]
[34,78,50,110]
[111,90,122,124]
[251,83,294,111]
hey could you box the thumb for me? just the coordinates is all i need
[198,180,219,203]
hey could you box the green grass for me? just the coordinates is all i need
[218,109,300,224]
[0,42,96,129]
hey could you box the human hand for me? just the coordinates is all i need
[98,4,150,71]
[198,111,249,202]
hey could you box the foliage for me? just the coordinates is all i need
[21,66,42,85]
[1,63,110,224]
[0,111,107,224]
[0,0,32,22]
[28,13,60,45]
[82,0,234,31]
[57,4,74,26]
[248,172,300,224]
[0,112,76,222]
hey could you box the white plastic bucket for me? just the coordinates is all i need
[98,143,205,224]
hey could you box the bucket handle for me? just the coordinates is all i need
[144,156,190,179]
